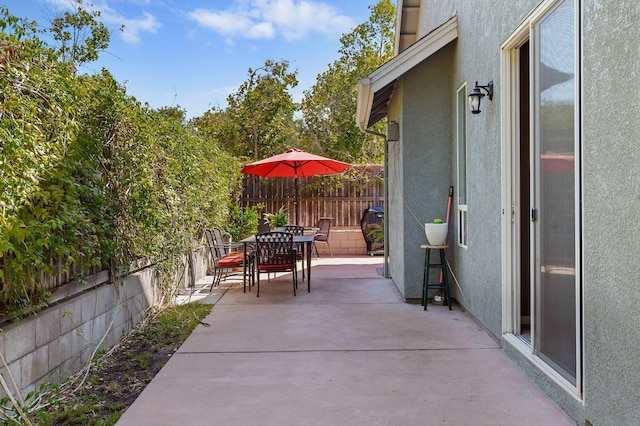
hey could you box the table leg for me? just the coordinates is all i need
[306,241,312,292]
[242,242,248,293]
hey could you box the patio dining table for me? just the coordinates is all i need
[239,234,315,293]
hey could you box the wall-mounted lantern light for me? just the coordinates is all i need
[468,80,493,114]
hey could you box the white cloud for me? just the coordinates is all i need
[43,0,161,45]
[187,0,355,42]
[115,12,161,44]
[42,0,76,9]
[187,9,253,36]
[247,22,276,39]
[99,6,161,45]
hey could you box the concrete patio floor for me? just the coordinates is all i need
[117,255,576,425]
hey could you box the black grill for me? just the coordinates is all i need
[360,206,384,255]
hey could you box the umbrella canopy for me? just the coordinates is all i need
[241,148,350,178]
[241,148,351,224]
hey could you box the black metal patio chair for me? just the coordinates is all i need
[254,232,298,297]
[284,224,306,277]
[205,228,248,290]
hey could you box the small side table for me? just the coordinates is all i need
[421,244,452,310]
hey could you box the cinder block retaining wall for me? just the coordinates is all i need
[0,251,209,399]
[313,228,369,256]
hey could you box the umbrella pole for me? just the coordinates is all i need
[295,177,299,225]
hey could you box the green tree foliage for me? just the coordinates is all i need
[193,59,299,160]
[300,0,395,164]
[0,8,240,314]
[48,0,119,66]
[226,203,264,242]
[0,0,398,314]
[191,106,236,157]
[192,2,395,166]
[0,9,101,308]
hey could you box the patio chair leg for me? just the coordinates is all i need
[313,242,332,257]
[209,269,221,291]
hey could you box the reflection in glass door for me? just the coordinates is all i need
[532,0,578,384]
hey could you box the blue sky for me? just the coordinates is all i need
[6,0,377,118]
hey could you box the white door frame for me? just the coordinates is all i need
[500,0,583,398]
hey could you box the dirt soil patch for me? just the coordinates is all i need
[39,303,213,425]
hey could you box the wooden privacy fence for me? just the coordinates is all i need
[241,165,384,228]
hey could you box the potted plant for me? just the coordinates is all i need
[227,203,264,241]
[264,206,289,231]
[424,218,448,246]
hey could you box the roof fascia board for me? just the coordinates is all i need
[356,79,373,130]
[393,0,405,56]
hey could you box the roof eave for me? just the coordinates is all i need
[357,15,458,129]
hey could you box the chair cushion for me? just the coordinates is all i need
[258,263,294,272]
[217,254,244,267]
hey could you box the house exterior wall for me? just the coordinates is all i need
[581,1,640,424]
[386,83,406,295]
[395,45,454,302]
[386,0,640,424]
[383,44,454,301]
[399,0,538,330]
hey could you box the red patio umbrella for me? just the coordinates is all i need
[241,148,351,225]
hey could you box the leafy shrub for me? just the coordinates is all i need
[0,9,241,314]
[226,203,264,241]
